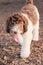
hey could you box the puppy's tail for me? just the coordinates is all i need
[26,0,33,4]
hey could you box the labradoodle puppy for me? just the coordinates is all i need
[6,0,39,58]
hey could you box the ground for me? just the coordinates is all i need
[0,0,43,65]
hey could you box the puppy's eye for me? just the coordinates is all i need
[14,18,18,24]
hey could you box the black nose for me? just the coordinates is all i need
[14,32,17,34]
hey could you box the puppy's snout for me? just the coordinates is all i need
[14,32,17,34]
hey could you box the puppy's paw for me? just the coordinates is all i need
[33,37,39,41]
[20,51,30,59]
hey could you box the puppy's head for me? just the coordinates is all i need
[6,13,28,42]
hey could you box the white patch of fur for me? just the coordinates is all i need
[12,25,19,32]
[11,25,22,34]
[32,21,39,41]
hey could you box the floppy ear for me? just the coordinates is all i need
[23,20,28,33]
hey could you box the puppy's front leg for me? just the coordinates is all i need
[20,31,32,58]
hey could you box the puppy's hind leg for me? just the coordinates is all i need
[33,21,39,41]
